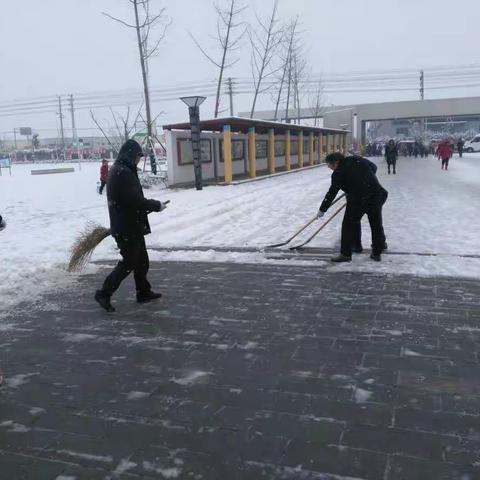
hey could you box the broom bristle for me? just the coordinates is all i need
[67,222,111,272]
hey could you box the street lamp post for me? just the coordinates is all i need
[180,96,206,191]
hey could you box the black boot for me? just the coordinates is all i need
[137,291,162,303]
[95,290,115,312]
[370,253,381,262]
[331,254,352,263]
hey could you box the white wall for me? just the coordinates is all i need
[164,130,323,186]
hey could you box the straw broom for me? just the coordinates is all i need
[67,222,111,272]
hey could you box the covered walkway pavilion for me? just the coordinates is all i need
[162,117,348,186]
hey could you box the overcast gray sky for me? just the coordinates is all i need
[1,0,479,138]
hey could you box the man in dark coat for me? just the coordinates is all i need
[384,139,398,174]
[318,153,388,262]
[457,138,464,158]
[95,139,168,312]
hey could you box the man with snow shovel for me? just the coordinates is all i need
[94,139,168,312]
[317,152,388,263]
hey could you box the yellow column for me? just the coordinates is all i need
[319,134,324,162]
[298,131,304,167]
[248,127,256,178]
[268,128,275,174]
[285,130,291,171]
[309,132,314,166]
[330,134,336,153]
[223,124,232,184]
[325,134,330,156]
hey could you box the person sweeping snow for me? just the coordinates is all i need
[317,153,388,262]
[94,139,168,312]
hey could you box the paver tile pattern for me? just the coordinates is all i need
[1,261,479,479]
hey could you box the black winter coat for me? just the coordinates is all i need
[106,156,161,239]
[320,156,387,212]
[385,144,398,162]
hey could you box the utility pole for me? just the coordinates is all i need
[226,77,234,116]
[69,94,81,169]
[57,96,66,160]
[420,70,424,100]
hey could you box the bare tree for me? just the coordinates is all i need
[90,104,144,154]
[103,0,170,174]
[248,0,283,118]
[308,78,326,127]
[273,17,298,121]
[281,29,309,125]
[189,0,246,118]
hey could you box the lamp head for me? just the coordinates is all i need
[180,96,206,108]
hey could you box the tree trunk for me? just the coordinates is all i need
[285,51,293,123]
[214,0,234,118]
[133,0,156,174]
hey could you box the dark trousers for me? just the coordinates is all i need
[99,181,106,194]
[101,235,151,297]
[387,159,396,173]
[441,159,449,169]
[458,149,463,158]
[341,194,387,257]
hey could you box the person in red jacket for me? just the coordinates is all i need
[99,158,109,194]
[436,140,453,170]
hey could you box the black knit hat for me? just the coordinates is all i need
[118,139,144,159]
[325,152,344,164]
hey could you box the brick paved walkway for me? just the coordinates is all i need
[1,261,480,479]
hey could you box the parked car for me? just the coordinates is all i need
[464,134,480,152]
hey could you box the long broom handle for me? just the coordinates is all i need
[285,193,345,242]
[291,202,346,249]
[266,193,346,248]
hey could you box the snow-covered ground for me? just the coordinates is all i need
[1,154,480,315]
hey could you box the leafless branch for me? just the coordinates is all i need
[90,110,120,153]
[249,0,282,117]
[102,11,136,28]
[189,0,246,117]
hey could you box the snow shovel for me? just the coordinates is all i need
[265,193,345,249]
[289,202,346,250]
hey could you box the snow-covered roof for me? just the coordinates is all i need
[162,116,348,135]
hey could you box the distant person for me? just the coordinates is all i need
[413,141,420,158]
[457,138,464,158]
[95,140,168,312]
[407,143,413,157]
[436,139,453,170]
[384,139,398,174]
[317,153,388,262]
[0,215,5,231]
[99,158,109,195]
